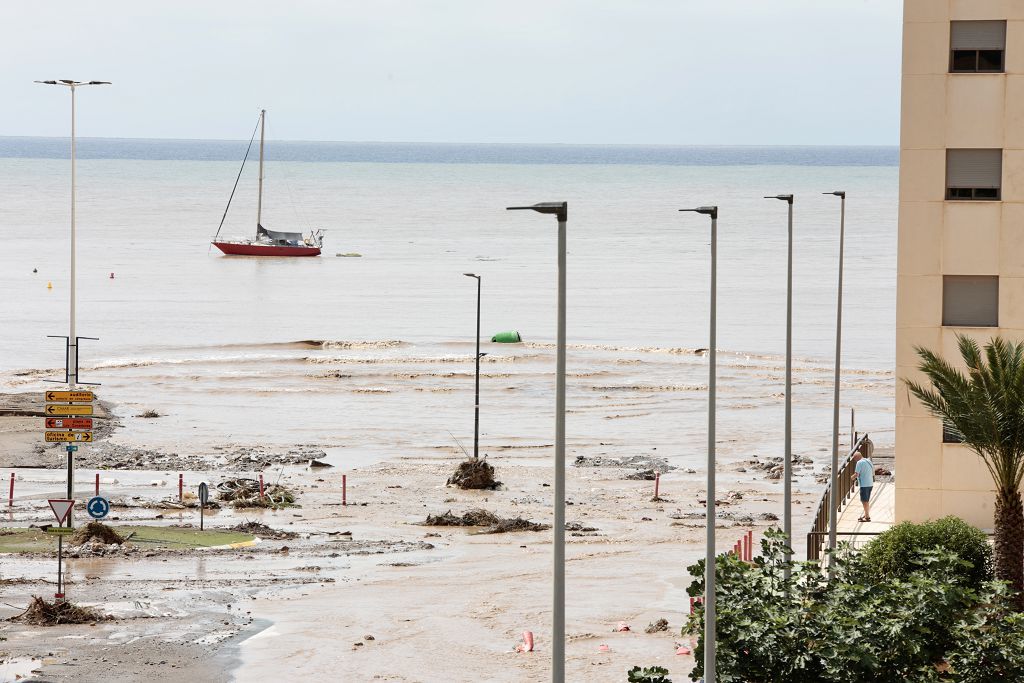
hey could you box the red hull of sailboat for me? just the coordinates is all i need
[213,242,321,257]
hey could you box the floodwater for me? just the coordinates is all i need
[0,141,897,468]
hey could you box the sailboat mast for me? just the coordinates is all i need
[256,109,265,228]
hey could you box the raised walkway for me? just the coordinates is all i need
[834,480,895,549]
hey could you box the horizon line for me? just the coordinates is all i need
[0,134,899,148]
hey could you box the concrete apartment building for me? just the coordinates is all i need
[897,1,1024,528]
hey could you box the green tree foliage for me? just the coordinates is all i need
[905,335,1024,601]
[627,666,672,683]
[860,516,993,586]
[684,529,1024,682]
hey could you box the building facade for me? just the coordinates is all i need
[897,1,1024,528]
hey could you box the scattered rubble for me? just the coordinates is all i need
[70,522,124,546]
[423,509,550,534]
[230,521,298,540]
[574,455,676,473]
[645,618,669,634]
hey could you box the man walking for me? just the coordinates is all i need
[851,439,874,522]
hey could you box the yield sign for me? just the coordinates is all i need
[48,499,75,525]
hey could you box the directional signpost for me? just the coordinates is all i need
[45,404,93,416]
[45,391,94,403]
[41,391,96,528]
[47,499,75,601]
[45,431,93,443]
[45,417,93,430]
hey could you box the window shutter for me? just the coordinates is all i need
[946,149,1002,188]
[942,275,999,327]
[951,20,1006,50]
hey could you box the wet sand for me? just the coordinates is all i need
[0,392,845,682]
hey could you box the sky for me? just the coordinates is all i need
[2,1,903,145]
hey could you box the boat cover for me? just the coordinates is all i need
[257,225,304,243]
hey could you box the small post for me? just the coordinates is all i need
[178,473,183,502]
[342,474,347,506]
[200,501,204,531]
[94,472,99,496]
[653,472,660,499]
[8,473,13,506]
[56,533,63,602]
[259,473,265,501]
[747,530,753,562]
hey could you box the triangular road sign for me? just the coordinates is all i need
[48,499,74,525]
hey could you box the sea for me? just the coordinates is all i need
[0,138,897,470]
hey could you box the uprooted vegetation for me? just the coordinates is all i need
[13,597,111,626]
[217,478,296,508]
[230,521,298,540]
[446,456,502,490]
[70,521,124,546]
[424,508,550,534]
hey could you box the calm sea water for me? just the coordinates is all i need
[0,138,897,468]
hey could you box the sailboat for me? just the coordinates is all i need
[212,110,324,256]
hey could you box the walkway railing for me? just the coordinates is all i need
[806,432,870,561]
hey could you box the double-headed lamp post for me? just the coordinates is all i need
[680,205,718,683]
[825,191,847,555]
[463,273,482,459]
[764,193,794,580]
[35,79,110,512]
[505,201,567,683]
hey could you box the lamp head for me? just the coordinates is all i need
[463,272,480,279]
[823,190,846,198]
[764,194,794,204]
[506,201,567,222]
[679,206,718,220]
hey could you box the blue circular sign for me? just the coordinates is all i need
[87,496,110,520]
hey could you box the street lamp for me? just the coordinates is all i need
[463,273,482,460]
[680,205,718,683]
[764,193,794,579]
[35,78,110,516]
[825,191,847,556]
[505,201,567,683]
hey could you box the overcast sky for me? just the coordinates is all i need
[2,1,903,145]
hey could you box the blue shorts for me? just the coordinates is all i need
[859,486,873,503]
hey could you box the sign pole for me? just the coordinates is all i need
[57,533,63,601]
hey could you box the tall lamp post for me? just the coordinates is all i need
[764,193,794,579]
[680,205,718,683]
[35,79,110,516]
[463,273,482,459]
[825,191,846,555]
[505,201,567,683]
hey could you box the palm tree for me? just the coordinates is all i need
[905,334,1024,603]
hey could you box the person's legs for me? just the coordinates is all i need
[859,486,873,520]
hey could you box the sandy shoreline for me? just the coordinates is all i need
[0,389,871,682]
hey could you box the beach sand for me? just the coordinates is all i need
[0,389,846,682]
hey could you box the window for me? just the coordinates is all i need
[942,423,964,444]
[942,275,998,327]
[946,149,1002,200]
[950,20,1006,73]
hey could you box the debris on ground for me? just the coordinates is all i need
[13,597,110,626]
[135,409,161,418]
[423,509,550,534]
[70,522,124,546]
[565,522,598,532]
[217,478,296,508]
[615,622,631,632]
[308,459,333,468]
[230,521,298,540]
[574,454,677,477]
[645,618,669,634]
[625,469,658,481]
[424,509,501,527]
[154,496,221,510]
[446,456,501,490]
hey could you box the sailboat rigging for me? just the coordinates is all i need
[211,110,324,257]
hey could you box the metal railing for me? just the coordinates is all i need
[806,432,870,561]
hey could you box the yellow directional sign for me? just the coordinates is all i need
[45,404,93,416]
[46,526,74,534]
[45,431,93,443]
[44,391,94,403]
